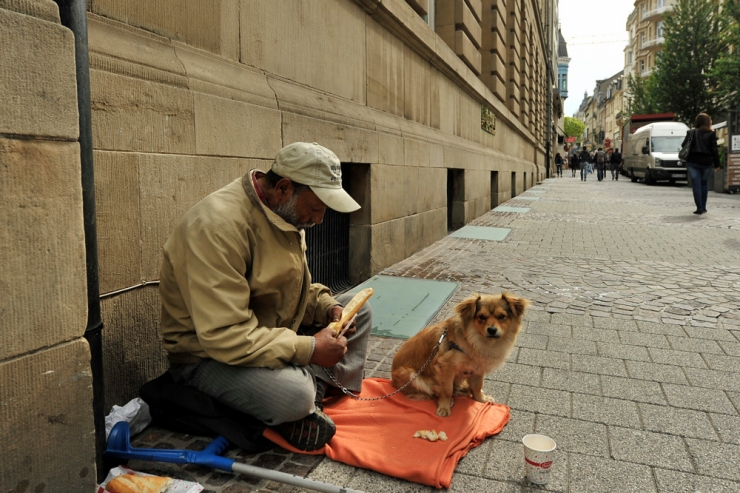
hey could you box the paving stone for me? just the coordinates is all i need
[686,438,740,481]
[517,348,570,370]
[546,338,598,355]
[568,453,656,493]
[718,340,740,356]
[482,438,568,491]
[662,383,737,414]
[667,336,724,354]
[618,331,671,349]
[653,468,740,493]
[683,367,740,392]
[638,403,718,440]
[570,354,627,377]
[571,394,640,429]
[608,426,694,472]
[647,348,708,369]
[490,363,542,386]
[508,384,572,418]
[515,333,549,350]
[541,368,600,395]
[701,353,740,373]
[624,361,689,385]
[636,321,688,336]
[448,473,522,493]
[525,323,572,339]
[709,413,740,445]
[571,327,620,343]
[497,410,536,443]
[534,415,608,457]
[596,341,652,361]
[600,376,666,405]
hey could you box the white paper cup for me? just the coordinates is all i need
[522,434,557,484]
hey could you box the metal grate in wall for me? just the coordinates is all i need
[305,207,352,294]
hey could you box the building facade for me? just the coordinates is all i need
[1,0,561,487]
[624,0,674,82]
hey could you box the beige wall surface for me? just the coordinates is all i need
[1,1,95,489]
[83,0,543,411]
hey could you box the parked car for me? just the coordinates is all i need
[623,122,689,185]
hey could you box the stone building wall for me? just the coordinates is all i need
[0,1,96,490]
[87,0,551,410]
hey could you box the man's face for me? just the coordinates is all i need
[272,187,327,230]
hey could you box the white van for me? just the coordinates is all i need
[623,122,689,185]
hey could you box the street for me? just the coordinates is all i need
[131,175,740,492]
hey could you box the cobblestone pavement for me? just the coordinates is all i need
[126,175,740,492]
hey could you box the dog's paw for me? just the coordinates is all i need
[475,393,496,404]
[436,398,454,417]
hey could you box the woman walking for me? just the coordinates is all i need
[682,113,721,214]
[555,153,563,177]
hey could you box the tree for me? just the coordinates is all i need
[563,117,586,140]
[652,0,726,123]
[625,73,661,117]
[712,0,740,110]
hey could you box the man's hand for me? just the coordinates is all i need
[327,305,357,337]
[309,327,348,367]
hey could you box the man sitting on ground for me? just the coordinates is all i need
[159,142,372,451]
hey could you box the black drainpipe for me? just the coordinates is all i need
[54,0,106,482]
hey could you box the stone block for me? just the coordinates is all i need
[282,112,379,165]
[480,72,507,103]
[466,0,483,21]
[137,154,261,279]
[90,69,196,153]
[91,0,240,60]
[456,0,482,49]
[0,8,78,139]
[240,0,366,104]
[378,132,405,165]
[405,0,429,16]
[101,287,168,409]
[366,17,405,117]
[370,217,407,273]
[404,137,432,168]
[458,94,481,143]
[418,166,448,210]
[0,340,95,492]
[0,138,87,360]
[94,151,141,295]
[194,92,282,158]
[455,30,482,76]
[370,164,419,223]
[404,207,448,258]
[403,45,431,126]
[1,0,60,22]
[435,0,455,27]
[430,68,460,135]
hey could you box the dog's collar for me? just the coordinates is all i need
[448,339,466,355]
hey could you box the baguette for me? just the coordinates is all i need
[328,288,374,336]
[106,474,173,493]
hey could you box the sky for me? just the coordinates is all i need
[559,0,637,117]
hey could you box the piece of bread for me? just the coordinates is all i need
[328,288,374,336]
[106,473,173,493]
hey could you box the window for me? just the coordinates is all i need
[657,0,666,7]
[640,60,645,73]
[641,33,646,47]
[657,21,665,38]
[641,3,647,18]
[627,51,633,64]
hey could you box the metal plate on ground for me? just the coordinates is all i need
[350,275,459,339]
[450,226,511,241]
[493,205,531,213]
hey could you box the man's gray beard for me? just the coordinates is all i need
[272,194,315,230]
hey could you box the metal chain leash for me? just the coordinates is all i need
[323,329,448,401]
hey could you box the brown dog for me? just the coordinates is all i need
[391,292,529,417]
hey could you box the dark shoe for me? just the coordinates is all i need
[693,210,702,215]
[274,410,336,451]
[700,209,707,214]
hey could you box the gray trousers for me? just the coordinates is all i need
[169,291,372,426]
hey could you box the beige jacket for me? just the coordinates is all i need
[159,171,338,368]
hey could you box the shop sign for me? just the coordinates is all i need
[481,105,496,135]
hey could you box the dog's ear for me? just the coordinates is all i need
[502,292,530,319]
[456,293,481,322]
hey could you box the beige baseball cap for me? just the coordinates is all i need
[271,142,360,213]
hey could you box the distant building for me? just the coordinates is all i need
[624,0,674,82]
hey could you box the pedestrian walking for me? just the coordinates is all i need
[579,148,591,181]
[682,113,721,214]
[555,153,563,177]
[571,152,579,177]
[595,148,607,181]
[610,149,622,180]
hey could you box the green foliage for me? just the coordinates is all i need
[652,0,726,123]
[711,0,740,109]
[563,117,586,139]
[626,73,661,116]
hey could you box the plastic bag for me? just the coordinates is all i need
[105,397,152,439]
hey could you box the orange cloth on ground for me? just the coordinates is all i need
[263,378,510,489]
